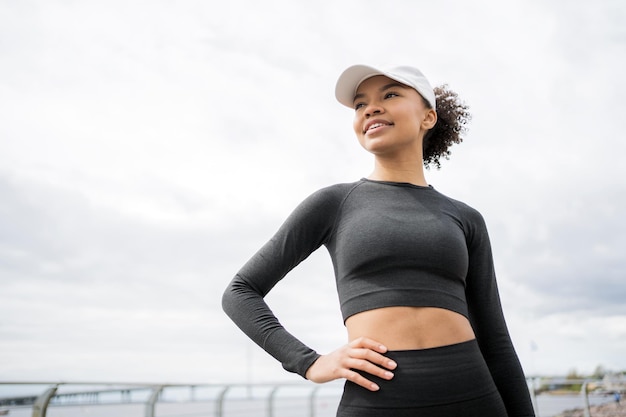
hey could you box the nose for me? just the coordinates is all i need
[364,102,383,118]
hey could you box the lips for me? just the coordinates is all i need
[364,119,392,134]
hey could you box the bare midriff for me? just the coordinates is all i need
[345,306,476,350]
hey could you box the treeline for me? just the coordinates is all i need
[566,365,626,381]
[533,365,626,394]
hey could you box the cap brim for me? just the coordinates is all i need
[335,65,387,108]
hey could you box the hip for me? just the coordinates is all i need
[337,339,507,416]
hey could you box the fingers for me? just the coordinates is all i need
[345,368,383,392]
[305,338,398,392]
[348,337,397,371]
[342,350,395,391]
[350,346,397,371]
[343,338,397,391]
[348,336,389,353]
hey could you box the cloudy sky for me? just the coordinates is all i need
[1,0,625,386]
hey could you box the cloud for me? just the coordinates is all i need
[1,0,625,383]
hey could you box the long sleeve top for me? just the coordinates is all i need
[222,178,535,416]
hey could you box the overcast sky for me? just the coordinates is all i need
[1,0,625,386]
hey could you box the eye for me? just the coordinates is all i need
[384,92,399,99]
[354,102,366,111]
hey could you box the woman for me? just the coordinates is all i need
[222,64,535,417]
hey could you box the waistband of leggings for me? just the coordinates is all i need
[340,338,498,408]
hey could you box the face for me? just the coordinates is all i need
[352,75,436,158]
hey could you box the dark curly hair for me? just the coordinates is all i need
[422,85,471,169]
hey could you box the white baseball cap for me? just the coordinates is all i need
[335,64,436,110]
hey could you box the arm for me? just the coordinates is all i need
[221,188,338,378]
[222,184,397,387]
[464,210,535,417]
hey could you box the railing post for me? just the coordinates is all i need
[528,377,538,416]
[144,385,164,417]
[31,385,58,417]
[267,386,280,417]
[215,385,230,417]
[581,380,591,417]
[308,385,320,417]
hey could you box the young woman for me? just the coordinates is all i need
[222,64,535,417]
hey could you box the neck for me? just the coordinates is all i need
[368,157,428,187]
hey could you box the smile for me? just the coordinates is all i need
[364,120,393,134]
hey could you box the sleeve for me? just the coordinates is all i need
[464,210,536,417]
[221,187,342,378]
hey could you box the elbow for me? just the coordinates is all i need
[221,278,237,317]
[221,282,236,318]
[221,274,254,317]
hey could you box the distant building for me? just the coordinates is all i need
[603,372,626,391]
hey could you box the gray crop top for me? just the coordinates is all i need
[223,179,534,416]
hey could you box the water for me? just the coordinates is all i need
[534,393,614,416]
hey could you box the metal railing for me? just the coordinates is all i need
[0,381,342,417]
[527,377,625,417]
[1,378,623,417]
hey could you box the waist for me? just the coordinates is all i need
[339,339,502,411]
[345,306,476,350]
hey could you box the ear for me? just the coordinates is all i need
[422,109,437,130]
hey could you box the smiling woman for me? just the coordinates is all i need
[222,64,535,417]
[351,77,436,165]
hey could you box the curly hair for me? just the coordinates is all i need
[422,85,471,169]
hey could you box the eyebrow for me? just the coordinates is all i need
[353,82,407,104]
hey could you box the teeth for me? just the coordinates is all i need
[368,123,385,131]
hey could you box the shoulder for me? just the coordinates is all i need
[294,181,362,214]
[267,181,363,247]
[280,181,363,235]
[432,189,489,235]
